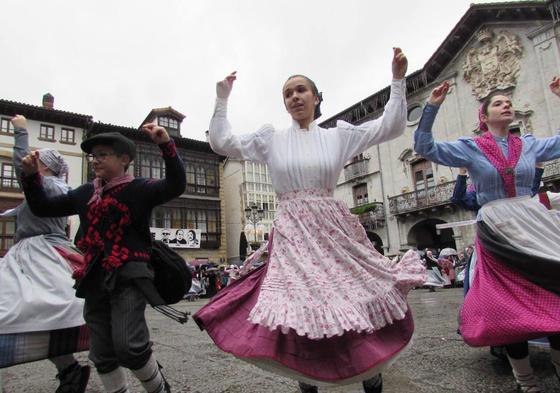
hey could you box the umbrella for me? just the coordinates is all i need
[439,248,457,258]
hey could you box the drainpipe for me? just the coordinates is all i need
[376,144,392,253]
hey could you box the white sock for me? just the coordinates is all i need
[131,355,166,393]
[507,355,541,392]
[98,367,129,393]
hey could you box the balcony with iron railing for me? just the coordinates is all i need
[344,157,370,182]
[0,176,20,192]
[349,201,385,229]
[543,158,560,182]
[388,180,456,216]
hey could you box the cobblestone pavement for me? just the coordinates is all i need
[2,288,558,392]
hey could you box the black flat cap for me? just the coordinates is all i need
[81,132,136,161]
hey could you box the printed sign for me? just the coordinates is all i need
[150,227,201,248]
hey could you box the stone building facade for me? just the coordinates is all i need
[321,1,560,255]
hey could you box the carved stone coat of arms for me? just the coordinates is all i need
[463,28,523,100]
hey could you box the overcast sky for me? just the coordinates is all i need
[2,0,516,141]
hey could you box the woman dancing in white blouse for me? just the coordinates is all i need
[193,48,426,393]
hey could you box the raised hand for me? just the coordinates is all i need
[22,151,40,175]
[549,76,560,97]
[392,48,408,80]
[11,114,27,129]
[141,122,170,144]
[216,71,237,99]
[428,81,450,106]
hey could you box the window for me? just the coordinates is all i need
[353,183,369,206]
[183,152,220,196]
[0,162,19,191]
[134,143,166,179]
[158,116,179,137]
[196,167,206,193]
[60,128,75,144]
[411,160,434,195]
[39,124,55,141]
[509,122,523,136]
[0,218,16,256]
[407,104,423,123]
[351,153,368,163]
[158,116,178,130]
[0,118,13,135]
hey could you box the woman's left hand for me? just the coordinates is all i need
[142,122,170,144]
[392,47,408,80]
[550,76,560,97]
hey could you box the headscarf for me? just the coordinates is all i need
[38,149,69,179]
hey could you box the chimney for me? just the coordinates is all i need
[42,93,54,109]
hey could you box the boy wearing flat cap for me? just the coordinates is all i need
[20,122,186,393]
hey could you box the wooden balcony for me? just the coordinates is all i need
[388,180,456,216]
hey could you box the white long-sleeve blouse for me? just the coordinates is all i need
[209,79,407,194]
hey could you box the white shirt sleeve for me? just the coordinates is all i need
[335,79,407,162]
[208,98,274,163]
[547,191,560,211]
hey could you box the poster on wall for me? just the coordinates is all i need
[150,227,201,248]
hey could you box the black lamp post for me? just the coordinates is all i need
[244,204,265,243]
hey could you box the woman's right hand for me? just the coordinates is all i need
[11,114,27,129]
[22,151,40,175]
[216,71,237,99]
[428,81,450,106]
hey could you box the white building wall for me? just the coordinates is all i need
[0,117,85,239]
[223,158,244,262]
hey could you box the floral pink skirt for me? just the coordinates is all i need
[194,189,426,384]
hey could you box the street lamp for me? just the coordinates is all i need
[245,204,265,243]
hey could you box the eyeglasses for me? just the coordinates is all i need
[86,152,115,162]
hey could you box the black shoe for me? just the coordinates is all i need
[298,381,319,393]
[56,363,91,393]
[490,346,508,362]
[157,362,172,393]
[362,374,383,393]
